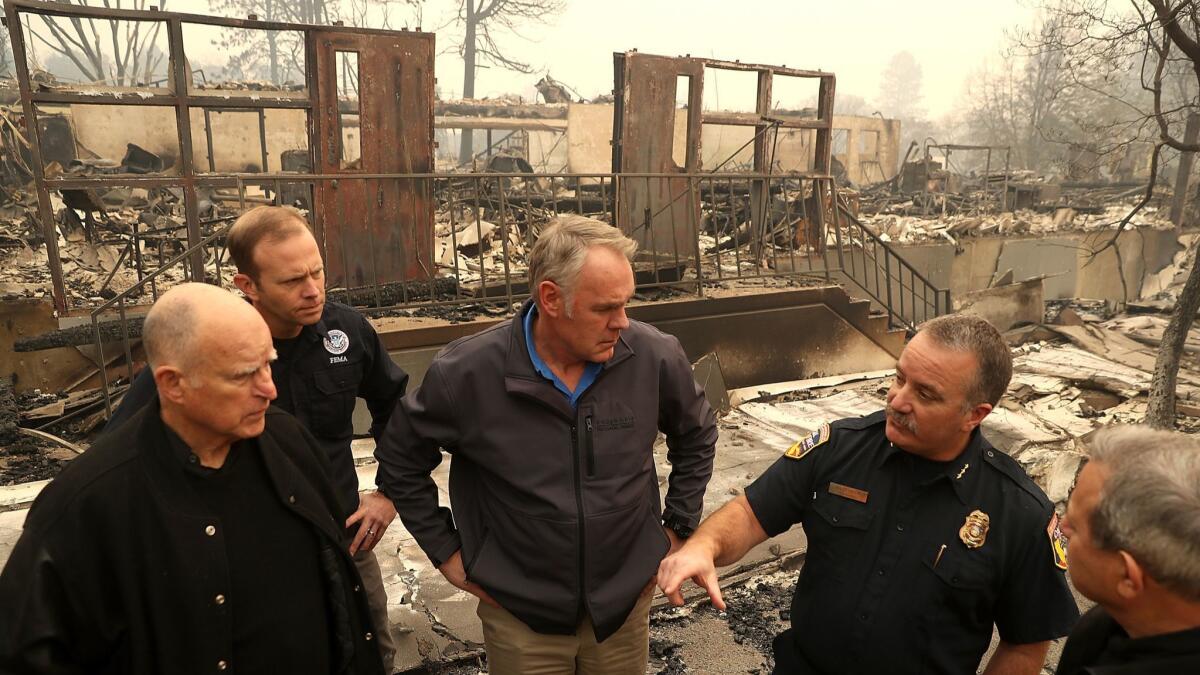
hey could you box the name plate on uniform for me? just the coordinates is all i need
[828,482,869,503]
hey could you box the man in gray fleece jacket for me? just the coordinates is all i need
[376,215,717,674]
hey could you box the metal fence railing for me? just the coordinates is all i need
[833,196,951,332]
[81,170,949,410]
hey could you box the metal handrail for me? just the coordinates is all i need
[833,197,951,333]
[90,220,236,415]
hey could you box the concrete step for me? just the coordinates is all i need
[819,287,907,359]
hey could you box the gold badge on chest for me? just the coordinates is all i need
[959,510,990,549]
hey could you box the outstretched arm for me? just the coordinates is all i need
[656,495,769,609]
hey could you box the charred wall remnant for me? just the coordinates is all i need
[311,30,436,289]
[4,0,437,312]
[921,144,1012,215]
[611,51,837,265]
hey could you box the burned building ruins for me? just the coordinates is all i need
[2,1,1200,673]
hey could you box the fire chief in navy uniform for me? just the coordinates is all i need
[657,314,1079,674]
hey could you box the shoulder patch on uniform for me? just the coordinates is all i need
[1047,513,1069,571]
[785,423,830,460]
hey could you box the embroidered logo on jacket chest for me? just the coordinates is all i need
[323,329,350,355]
[595,416,635,431]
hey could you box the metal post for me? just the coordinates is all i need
[203,108,217,173]
[984,148,992,212]
[941,148,949,219]
[258,108,270,173]
[1001,148,1011,214]
[7,3,69,311]
[884,250,894,327]
[167,18,205,282]
[686,177,704,297]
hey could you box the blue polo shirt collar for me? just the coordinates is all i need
[523,304,602,408]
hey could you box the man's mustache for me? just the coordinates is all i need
[886,404,917,434]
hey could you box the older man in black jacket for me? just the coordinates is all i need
[376,216,718,674]
[105,206,408,669]
[1056,426,1200,675]
[0,283,384,675]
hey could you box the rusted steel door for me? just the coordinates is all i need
[311,29,435,290]
[613,52,703,263]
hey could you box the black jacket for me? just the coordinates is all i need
[106,301,409,515]
[1057,606,1200,674]
[375,300,717,641]
[0,403,386,675]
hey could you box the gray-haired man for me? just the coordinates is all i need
[0,283,384,675]
[375,216,718,674]
[1056,426,1200,674]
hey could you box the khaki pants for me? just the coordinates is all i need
[354,550,397,672]
[477,590,652,675]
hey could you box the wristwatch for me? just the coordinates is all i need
[663,516,694,539]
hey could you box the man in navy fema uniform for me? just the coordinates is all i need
[658,313,1079,674]
[107,206,409,670]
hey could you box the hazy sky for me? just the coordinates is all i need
[29,0,1041,118]
[441,0,1041,116]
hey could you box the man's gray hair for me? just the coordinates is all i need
[917,314,1012,407]
[1087,425,1200,601]
[528,215,638,313]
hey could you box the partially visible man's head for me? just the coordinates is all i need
[885,314,1012,459]
[145,282,277,442]
[229,206,325,336]
[1063,426,1200,611]
[527,216,638,363]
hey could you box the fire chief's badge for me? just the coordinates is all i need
[785,423,830,461]
[959,510,990,549]
[1048,513,1069,570]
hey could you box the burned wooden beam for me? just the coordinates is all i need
[435,101,569,119]
[14,279,460,352]
[435,117,567,132]
[328,278,460,308]
[14,320,144,352]
[498,194,611,212]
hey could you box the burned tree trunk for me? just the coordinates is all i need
[1146,253,1200,428]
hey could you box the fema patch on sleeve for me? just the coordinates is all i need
[323,329,350,355]
[1047,513,1069,571]
[785,423,830,460]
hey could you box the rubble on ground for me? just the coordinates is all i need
[0,379,79,486]
[0,181,241,308]
[857,203,1177,245]
[0,382,111,486]
[645,571,791,674]
[848,158,1179,245]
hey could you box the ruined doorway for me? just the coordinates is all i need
[612,52,704,264]
[311,30,435,289]
[613,52,837,271]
